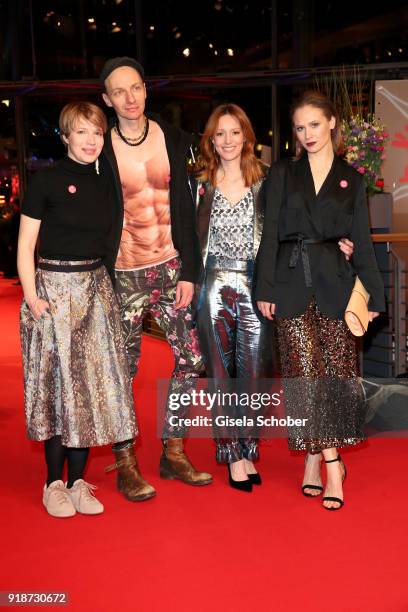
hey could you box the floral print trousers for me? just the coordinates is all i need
[115,257,204,438]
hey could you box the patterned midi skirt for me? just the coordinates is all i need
[20,259,138,448]
[275,298,365,452]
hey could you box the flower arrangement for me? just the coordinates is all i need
[342,115,389,194]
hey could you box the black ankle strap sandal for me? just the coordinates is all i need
[322,454,347,511]
[302,483,324,496]
[301,452,323,497]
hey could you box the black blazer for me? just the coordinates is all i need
[100,112,201,284]
[255,155,386,319]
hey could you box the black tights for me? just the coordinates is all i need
[112,439,133,451]
[44,436,89,488]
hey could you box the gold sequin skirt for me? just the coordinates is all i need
[20,259,137,447]
[275,298,364,452]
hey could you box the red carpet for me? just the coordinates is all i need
[1,277,408,612]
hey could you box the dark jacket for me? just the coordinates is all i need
[100,112,201,284]
[254,154,385,319]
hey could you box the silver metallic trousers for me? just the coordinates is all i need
[196,255,273,463]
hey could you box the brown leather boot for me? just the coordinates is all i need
[159,438,212,486]
[106,446,156,502]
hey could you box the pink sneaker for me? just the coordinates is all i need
[42,480,76,518]
[66,480,104,515]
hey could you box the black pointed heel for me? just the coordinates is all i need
[322,454,346,511]
[247,472,262,485]
[227,463,252,492]
[301,452,323,497]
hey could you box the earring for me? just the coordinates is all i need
[95,158,100,175]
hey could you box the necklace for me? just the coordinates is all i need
[115,117,149,147]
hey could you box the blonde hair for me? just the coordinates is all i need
[196,103,263,187]
[59,102,107,138]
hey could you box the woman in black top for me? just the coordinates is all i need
[18,102,137,518]
[256,91,385,510]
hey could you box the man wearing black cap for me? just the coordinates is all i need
[100,57,212,502]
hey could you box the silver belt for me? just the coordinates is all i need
[206,255,254,272]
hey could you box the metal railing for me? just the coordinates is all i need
[369,233,408,377]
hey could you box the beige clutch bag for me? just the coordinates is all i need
[344,277,370,336]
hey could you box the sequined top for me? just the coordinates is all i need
[208,189,254,260]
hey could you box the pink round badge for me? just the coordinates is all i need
[68,185,77,194]
[198,186,205,195]
[340,180,348,189]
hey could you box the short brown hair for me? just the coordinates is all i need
[196,103,263,188]
[290,90,342,158]
[59,102,107,137]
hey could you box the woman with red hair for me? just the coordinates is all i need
[18,102,137,517]
[193,104,271,492]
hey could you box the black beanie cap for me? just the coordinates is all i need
[100,57,145,87]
